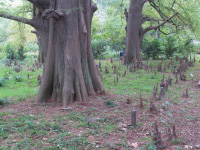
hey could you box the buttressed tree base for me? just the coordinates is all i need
[0,0,104,108]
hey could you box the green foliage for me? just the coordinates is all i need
[0,97,7,106]
[17,45,26,60]
[15,76,22,82]
[180,37,196,55]
[92,38,108,59]
[105,99,116,107]
[142,30,197,59]
[102,6,126,52]
[50,136,90,149]
[24,42,38,52]
[172,138,183,145]
[146,144,157,150]
[0,78,5,87]
[163,36,178,58]
[5,43,16,59]
[142,38,163,59]
[91,1,126,58]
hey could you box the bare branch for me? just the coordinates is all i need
[149,1,168,19]
[0,13,35,27]
[142,16,162,24]
[143,12,178,34]
[158,28,177,35]
[171,0,176,9]
[149,0,178,29]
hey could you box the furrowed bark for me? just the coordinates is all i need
[124,0,144,64]
[34,5,55,104]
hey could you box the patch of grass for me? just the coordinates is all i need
[102,123,117,134]
[49,135,92,150]
[172,99,180,105]
[0,113,69,149]
[0,111,11,116]
[172,138,184,145]
[105,99,116,107]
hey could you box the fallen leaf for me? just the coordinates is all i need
[132,142,139,148]
[184,145,193,149]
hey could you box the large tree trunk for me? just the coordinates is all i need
[0,0,104,108]
[32,0,104,108]
[124,0,144,65]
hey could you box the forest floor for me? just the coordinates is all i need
[0,56,200,150]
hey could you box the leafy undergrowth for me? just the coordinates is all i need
[0,57,200,149]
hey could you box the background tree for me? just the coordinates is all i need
[0,0,104,108]
[124,0,200,64]
[91,0,127,59]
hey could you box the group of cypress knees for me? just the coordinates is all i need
[6,58,42,86]
[96,55,196,149]
[5,55,197,149]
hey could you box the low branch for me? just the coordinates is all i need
[0,13,35,27]
[142,16,161,24]
[143,12,178,34]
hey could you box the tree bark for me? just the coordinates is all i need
[0,0,104,108]
[37,0,104,108]
[124,0,144,65]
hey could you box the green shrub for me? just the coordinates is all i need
[142,39,163,59]
[24,42,38,52]
[92,39,108,59]
[0,78,5,87]
[17,45,26,60]
[163,36,178,58]
[105,99,116,107]
[4,74,9,80]
[0,98,7,106]
[5,43,16,59]
[15,76,23,82]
